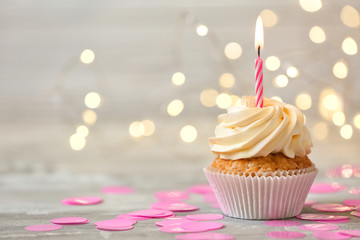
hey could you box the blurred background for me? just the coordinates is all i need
[0,0,360,211]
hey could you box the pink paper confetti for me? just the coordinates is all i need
[151,202,199,212]
[337,230,360,238]
[155,219,196,227]
[188,184,213,195]
[298,224,339,231]
[313,219,350,224]
[94,218,136,227]
[266,231,305,239]
[117,213,151,221]
[351,211,360,218]
[313,231,351,240]
[155,191,189,202]
[264,220,302,227]
[25,224,63,232]
[96,225,134,231]
[313,203,353,212]
[165,216,188,220]
[175,232,235,240]
[296,213,349,221]
[129,209,174,218]
[304,200,318,207]
[180,221,223,232]
[101,186,134,194]
[51,217,89,225]
[310,183,347,194]
[158,226,194,233]
[186,214,223,221]
[62,196,102,205]
[343,199,360,207]
[203,193,218,203]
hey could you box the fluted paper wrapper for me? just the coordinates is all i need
[204,165,318,220]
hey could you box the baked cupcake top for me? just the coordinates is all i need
[209,96,312,160]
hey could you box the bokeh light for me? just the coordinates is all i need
[84,92,102,109]
[224,42,242,60]
[172,72,186,86]
[340,5,360,28]
[309,26,326,44]
[167,99,184,117]
[319,88,343,120]
[196,24,208,37]
[216,93,232,109]
[219,73,235,88]
[129,121,145,138]
[69,133,86,151]
[312,122,329,140]
[299,0,322,12]
[340,124,353,140]
[353,113,360,129]
[265,56,281,71]
[287,66,299,78]
[200,89,218,107]
[142,119,156,137]
[342,37,358,55]
[260,9,278,27]
[180,125,197,143]
[76,125,89,138]
[80,49,95,64]
[82,110,97,125]
[271,96,283,103]
[230,95,240,106]
[295,93,312,110]
[273,74,288,88]
[332,112,346,126]
[332,60,348,79]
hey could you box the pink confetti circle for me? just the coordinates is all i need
[313,203,353,212]
[129,209,174,218]
[158,226,193,233]
[313,231,351,240]
[186,214,223,221]
[165,216,187,220]
[175,232,235,240]
[101,186,134,194]
[155,191,189,202]
[304,200,318,207]
[343,199,360,207]
[264,220,302,227]
[96,225,134,231]
[151,202,199,212]
[95,218,136,227]
[203,193,218,203]
[62,196,102,205]
[310,183,347,194]
[296,213,349,221]
[51,217,89,225]
[25,224,63,232]
[351,211,360,218]
[337,230,360,238]
[298,224,339,231]
[266,231,305,239]
[313,219,350,224]
[156,219,196,227]
[180,221,223,232]
[117,213,151,221]
[188,184,213,195]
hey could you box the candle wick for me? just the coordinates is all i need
[258,46,260,58]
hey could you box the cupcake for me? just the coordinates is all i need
[203,96,318,220]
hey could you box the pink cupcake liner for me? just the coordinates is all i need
[203,165,318,220]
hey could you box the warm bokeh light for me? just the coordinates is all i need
[224,42,242,60]
[287,66,299,78]
[312,122,329,140]
[196,24,208,37]
[332,112,346,126]
[340,5,360,28]
[309,26,326,43]
[353,113,360,129]
[216,93,232,109]
[342,37,358,55]
[319,88,343,120]
[84,92,102,109]
[332,60,348,79]
[142,119,156,137]
[295,93,312,110]
[172,72,186,86]
[82,110,97,125]
[76,125,89,138]
[299,0,322,13]
[340,124,353,140]
[69,133,86,151]
[273,74,288,88]
[323,94,339,110]
[200,89,218,107]
[265,56,280,71]
[219,73,235,88]
[167,99,184,117]
[129,121,145,138]
[230,95,240,106]
[260,9,278,27]
[80,49,95,64]
[180,125,197,143]
[271,96,283,103]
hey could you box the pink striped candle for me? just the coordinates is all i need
[255,16,264,108]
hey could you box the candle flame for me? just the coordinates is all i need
[255,16,264,52]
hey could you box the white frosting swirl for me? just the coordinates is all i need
[209,96,312,160]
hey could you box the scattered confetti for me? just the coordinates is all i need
[264,220,302,227]
[62,196,102,205]
[155,191,189,202]
[298,224,339,231]
[151,202,199,212]
[101,186,134,194]
[313,203,353,212]
[266,231,306,239]
[304,200,318,207]
[117,213,151,221]
[186,214,223,221]
[343,199,360,207]
[129,209,174,218]
[337,230,360,238]
[351,211,360,218]
[180,222,223,232]
[296,213,349,221]
[188,184,213,195]
[94,218,136,227]
[313,231,351,240]
[158,226,194,233]
[156,219,196,227]
[96,225,134,231]
[25,224,63,232]
[203,193,218,203]
[51,217,89,225]
[314,219,350,224]
[310,183,347,194]
[175,232,235,240]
